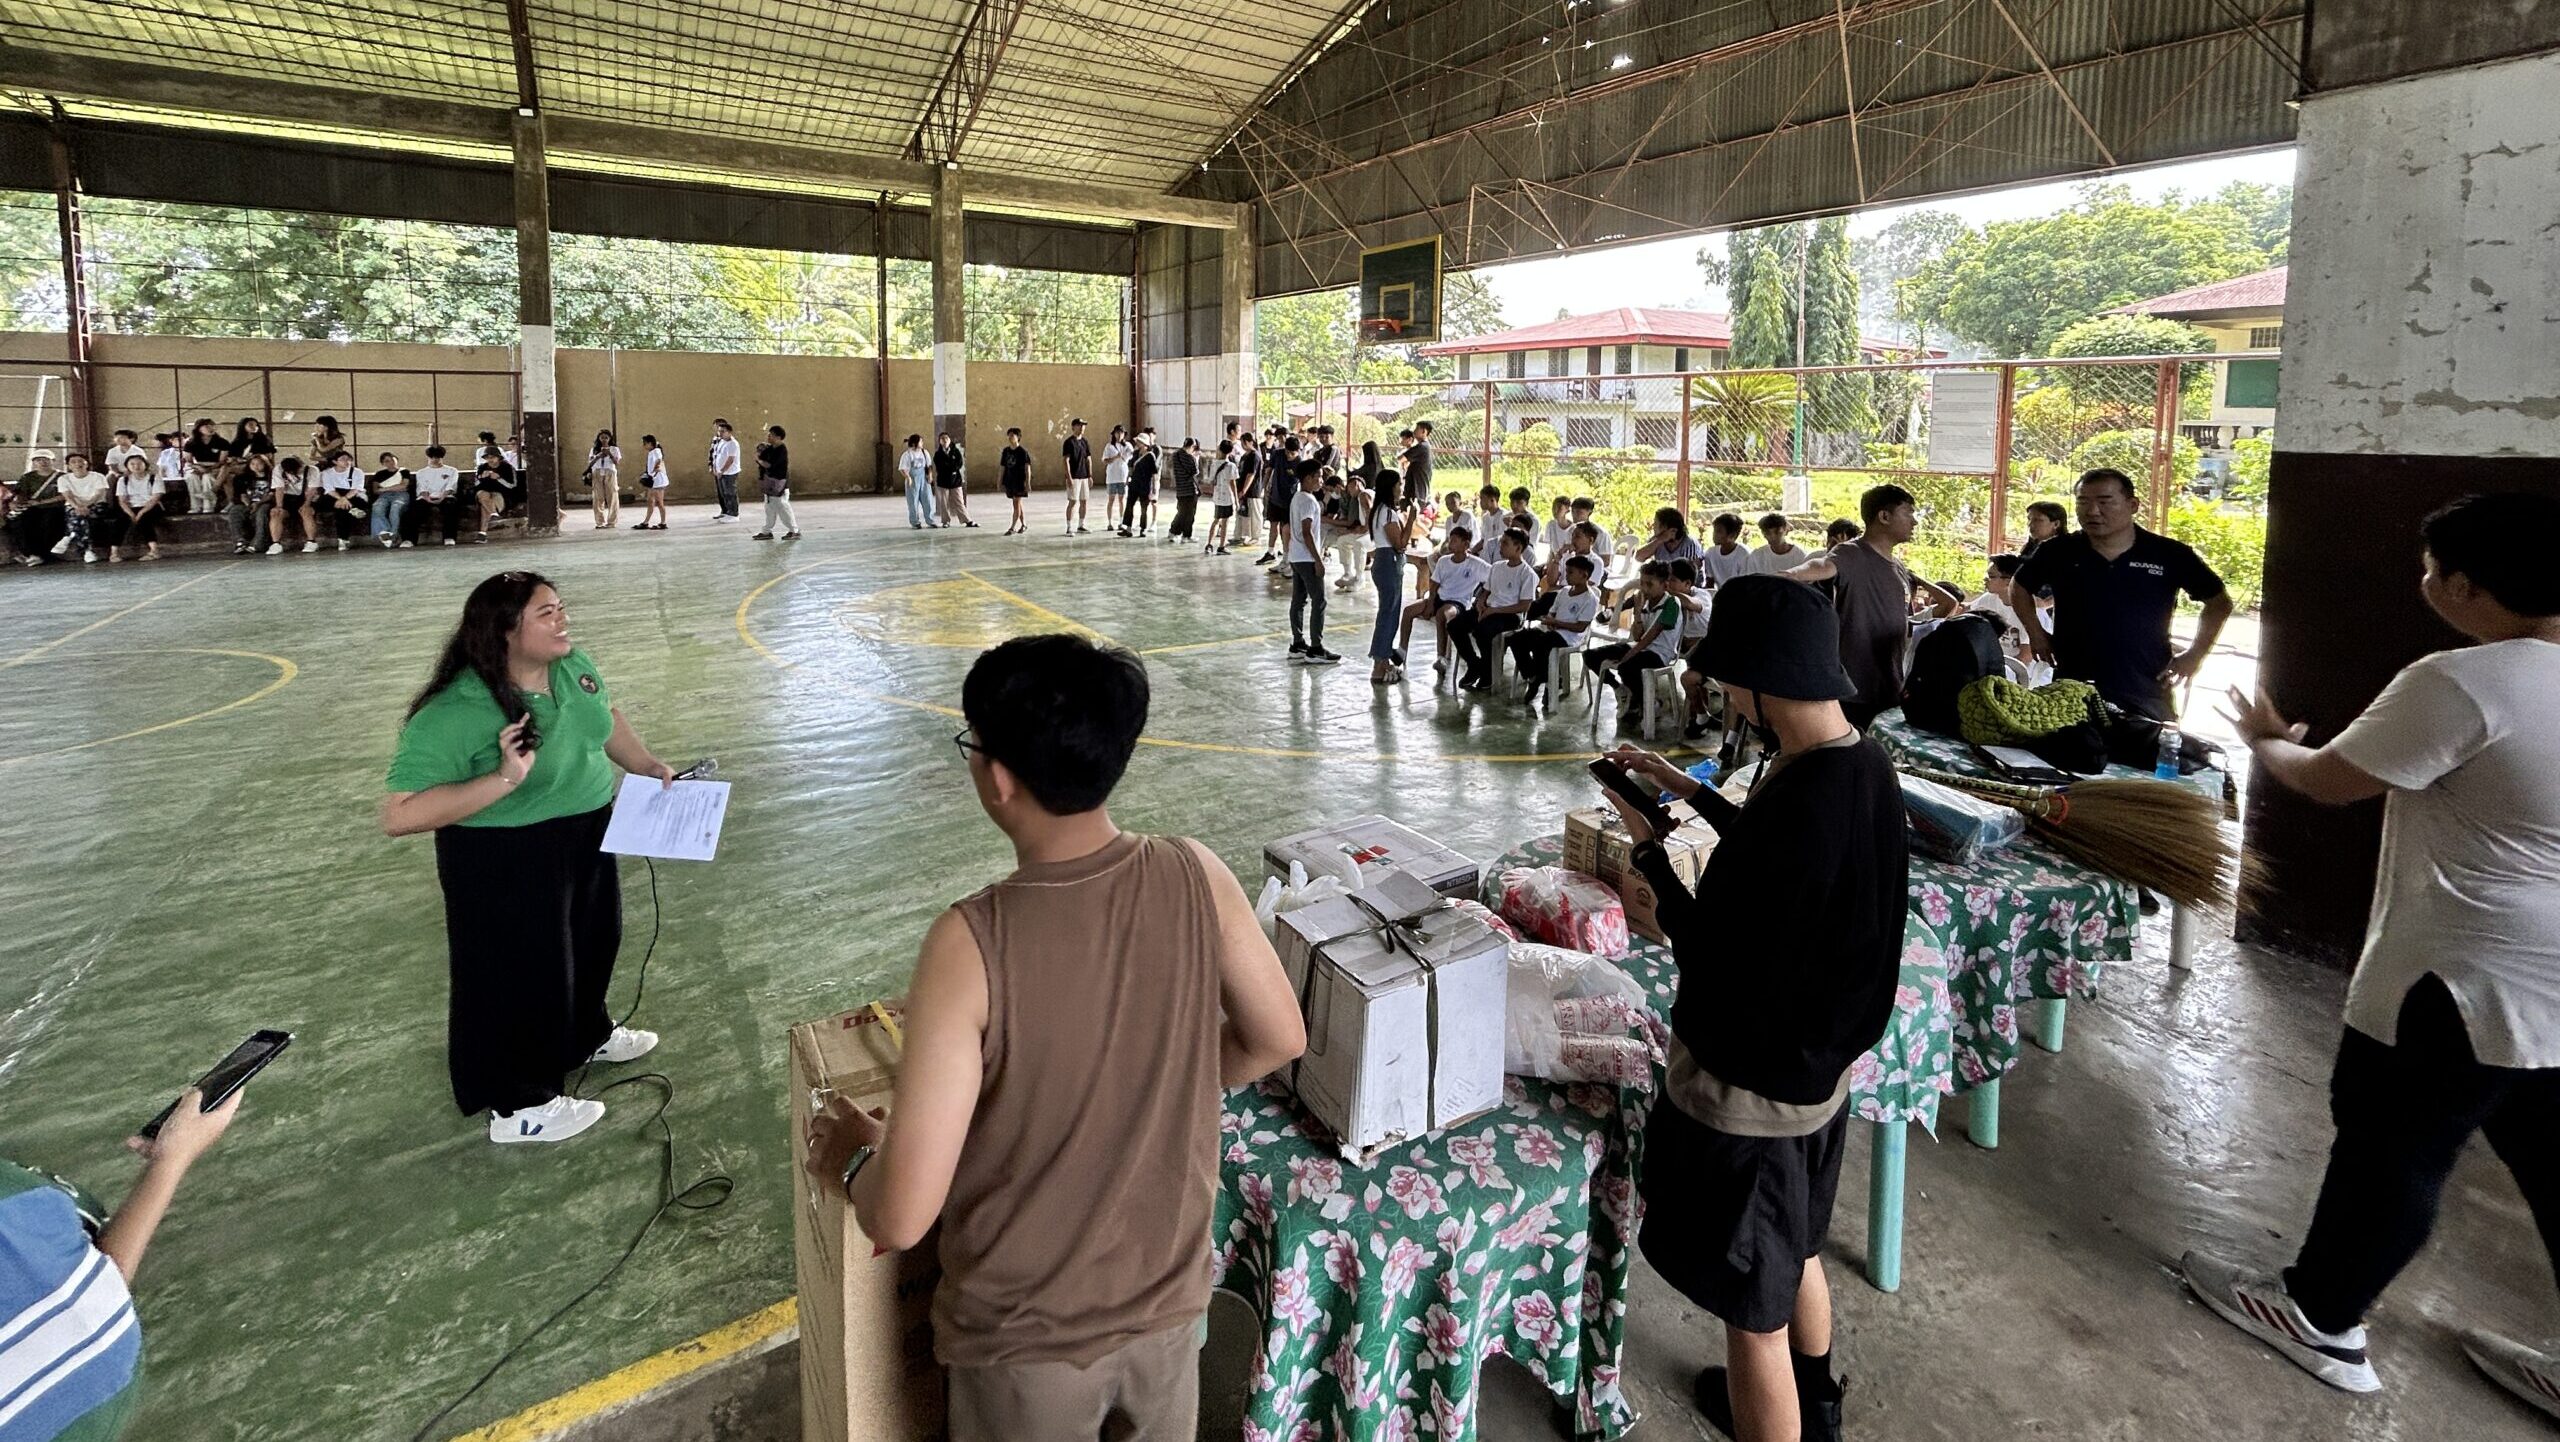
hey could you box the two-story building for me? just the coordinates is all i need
[2109,264,2284,452]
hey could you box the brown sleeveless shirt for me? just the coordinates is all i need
[935,832,1224,1367]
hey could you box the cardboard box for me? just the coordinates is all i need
[788,1001,946,1442]
[1275,869,1509,1159]
[1562,808,1718,944]
[1266,814,1481,900]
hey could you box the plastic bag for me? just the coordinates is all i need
[1449,897,1518,941]
[1899,773,2027,865]
[1504,942,1663,1084]
[1495,865,1629,958]
[1252,861,1356,945]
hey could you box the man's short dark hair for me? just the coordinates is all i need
[1502,526,1530,552]
[1712,512,1744,536]
[2025,500,2070,529]
[1988,552,2024,578]
[1859,483,1915,525]
[1414,421,1432,434]
[1572,496,1595,511]
[2423,493,2560,616]
[1573,521,1601,541]
[1827,518,1862,543]
[769,424,787,439]
[2075,468,2136,499]
[1565,554,1596,577]
[426,445,447,459]
[1653,506,1686,535]
[1669,558,1698,584]
[1509,487,1532,505]
[962,635,1149,815]
[1479,484,1501,500]
[1759,513,1787,532]
[1638,559,1671,583]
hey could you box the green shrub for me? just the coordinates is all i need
[2067,429,2201,490]
[2163,498,2265,611]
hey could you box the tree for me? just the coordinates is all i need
[1727,244,1793,369]
[2204,181,2291,262]
[1802,217,1871,435]
[1251,290,1355,390]
[1440,271,1505,343]
[1850,209,1966,347]
[1902,184,2268,356]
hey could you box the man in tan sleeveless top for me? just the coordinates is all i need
[805,633,1306,1441]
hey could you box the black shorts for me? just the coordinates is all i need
[1213,505,1235,520]
[1637,1100,1849,1334]
[1264,499,1290,522]
[1001,477,1028,499]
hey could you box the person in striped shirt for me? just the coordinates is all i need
[0,1086,241,1441]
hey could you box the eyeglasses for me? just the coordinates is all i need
[952,729,989,764]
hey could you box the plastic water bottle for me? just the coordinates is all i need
[2155,726,2182,781]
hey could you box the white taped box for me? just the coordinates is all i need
[1275,869,1510,1161]
[1265,814,1481,899]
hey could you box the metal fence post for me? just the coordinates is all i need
[1675,371,1693,517]
[1987,363,2015,553]
[1479,380,1494,494]
[2147,359,2179,518]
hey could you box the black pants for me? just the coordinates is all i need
[1508,629,1571,694]
[5,503,66,560]
[1449,611,1519,682]
[432,806,622,1116]
[2285,975,2560,1335]
[1169,493,1198,539]
[714,472,740,516]
[1289,561,1326,647]
[403,496,466,543]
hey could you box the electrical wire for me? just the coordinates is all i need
[410,857,732,1442]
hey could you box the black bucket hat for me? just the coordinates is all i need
[1696,574,1858,702]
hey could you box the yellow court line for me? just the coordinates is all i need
[1136,631,1289,657]
[955,568,1115,647]
[0,647,298,768]
[0,561,242,671]
[450,1298,798,1442]
[735,555,1626,764]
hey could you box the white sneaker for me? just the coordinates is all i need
[2463,1330,2560,1421]
[489,1095,605,1145]
[588,1025,659,1064]
[49,536,69,556]
[337,538,351,551]
[399,540,416,549]
[443,538,456,546]
[265,543,283,556]
[81,549,97,563]
[2180,1250,2381,1392]
[302,541,320,553]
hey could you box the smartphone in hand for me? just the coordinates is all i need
[141,1030,291,1140]
[1587,758,1676,840]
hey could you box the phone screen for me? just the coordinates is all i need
[141,1030,290,1139]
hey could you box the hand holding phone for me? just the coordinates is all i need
[139,1029,289,1144]
[130,1087,243,1167]
[1588,756,1675,844]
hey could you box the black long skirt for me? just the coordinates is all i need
[432,806,621,1116]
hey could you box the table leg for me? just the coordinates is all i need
[2169,903,2199,971]
[2034,998,2067,1053]
[1866,1119,1905,1294]
[1966,1079,2000,1150]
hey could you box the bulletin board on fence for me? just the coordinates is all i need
[1928,371,2002,471]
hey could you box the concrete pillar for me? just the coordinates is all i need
[930,168,966,448]
[511,109,559,533]
[2237,47,2560,963]
[1217,204,1257,435]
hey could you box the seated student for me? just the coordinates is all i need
[309,452,370,550]
[267,455,315,555]
[100,428,145,480]
[367,452,413,548]
[803,634,1303,1442]
[1509,552,1600,709]
[151,433,187,514]
[109,455,166,562]
[1636,505,1706,569]
[1746,513,1812,575]
[1453,527,1538,692]
[226,454,275,556]
[1599,575,1904,1442]
[1,1084,246,1442]
[1505,486,1539,543]
[1534,520,1606,620]
[182,419,229,505]
[7,449,68,566]
[1472,485,1506,551]
[56,453,112,564]
[1965,554,2032,660]
[1401,525,1489,675]
[1584,560,1682,726]
[1664,559,1717,735]
[1701,513,1755,589]
[473,452,524,542]
[1538,495,1576,561]
[402,446,465,547]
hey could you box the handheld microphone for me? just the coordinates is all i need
[674,757,719,781]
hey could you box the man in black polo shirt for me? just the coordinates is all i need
[2015,467,2233,720]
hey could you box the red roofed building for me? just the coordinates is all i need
[2111,264,2286,441]
[1413,307,1937,454]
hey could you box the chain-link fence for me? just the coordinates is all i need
[1259,351,2275,607]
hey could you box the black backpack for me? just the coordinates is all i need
[1902,614,2004,736]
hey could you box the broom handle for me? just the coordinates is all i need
[1897,763,2067,820]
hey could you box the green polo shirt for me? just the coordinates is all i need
[385,648,618,827]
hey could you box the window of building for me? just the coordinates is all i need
[1586,345,1602,375]
[1457,354,1470,380]
[1565,417,1613,449]
[1549,347,1570,376]
[1520,415,1555,436]
[1633,416,1678,450]
[2225,358,2281,409]
[1672,346,1691,371]
[1506,351,1526,379]
[1615,345,1633,374]
[2247,324,2283,349]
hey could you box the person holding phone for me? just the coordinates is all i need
[0,1086,241,1442]
[381,571,678,1146]
[1594,574,1906,1442]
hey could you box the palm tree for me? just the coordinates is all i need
[1687,372,1796,463]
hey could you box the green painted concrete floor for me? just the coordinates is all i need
[0,497,1617,1440]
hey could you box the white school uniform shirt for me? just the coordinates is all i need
[645,447,669,488]
[1431,554,1491,609]
[1539,518,1576,556]
[1747,542,1810,576]
[113,472,161,507]
[710,435,741,476]
[1676,590,1713,643]
[154,448,186,482]
[1549,586,1601,651]
[1482,557,1539,611]
[414,465,460,500]
[1210,459,1238,508]
[1286,490,1326,565]
[1702,542,1755,589]
[2328,638,2560,1068]
[318,465,365,495]
[101,443,145,476]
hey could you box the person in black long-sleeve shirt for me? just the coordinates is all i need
[1598,573,1907,1442]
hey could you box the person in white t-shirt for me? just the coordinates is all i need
[56,453,111,563]
[1537,496,1576,563]
[405,445,466,546]
[100,428,146,481]
[1963,554,2032,660]
[1402,526,1491,676]
[1700,513,1756,589]
[708,419,743,522]
[1453,526,1538,692]
[636,434,671,530]
[109,455,165,562]
[1508,552,1600,709]
[152,432,186,500]
[310,451,369,551]
[1745,512,1813,575]
[1284,466,1340,665]
[2180,492,2560,1415]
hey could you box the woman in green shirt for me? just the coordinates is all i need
[381,572,676,1146]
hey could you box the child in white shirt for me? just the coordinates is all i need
[1510,553,1600,708]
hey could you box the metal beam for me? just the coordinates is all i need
[0,44,1243,232]
[503,0,540,112]
[906,0,1029,166]
[46,112,98,458]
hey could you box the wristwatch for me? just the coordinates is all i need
[838,1143,878,1203]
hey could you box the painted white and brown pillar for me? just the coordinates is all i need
[1217,203,1258,436]
[930,168,967,448]
[511,108,559,533]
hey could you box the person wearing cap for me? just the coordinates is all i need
[1597,574,1908,1442]
[5,449,67,566]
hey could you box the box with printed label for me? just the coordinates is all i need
[787,1000,946,1442]
[1562,808,1718,944]
[1265,814,1480,899]
[1274,869,1509,1160]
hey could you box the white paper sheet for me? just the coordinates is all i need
[600,775,731,861]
